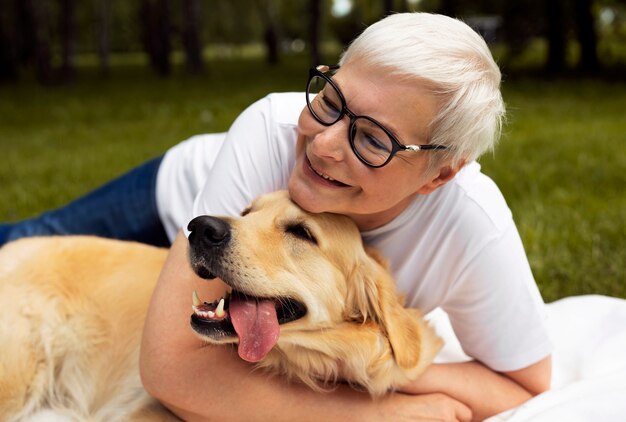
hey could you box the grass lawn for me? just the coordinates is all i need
[1,57,624,303]
[481,79,626,301]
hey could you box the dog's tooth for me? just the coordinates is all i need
[216,298,225,317]
[208,310,215,318]
[192,290,202,307]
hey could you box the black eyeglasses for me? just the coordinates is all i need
[306,65,447,168]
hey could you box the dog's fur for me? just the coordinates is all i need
[0,236,176,422]
[0,191,441,421]
[187,191,442,395]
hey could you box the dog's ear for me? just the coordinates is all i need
[346,246,426,370]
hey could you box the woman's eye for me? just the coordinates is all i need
[322,96,341,114]
[365,134,389,152]
[286,223,317,245]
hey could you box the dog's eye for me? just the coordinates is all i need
[285,223,317,245]
[240,207,251,217]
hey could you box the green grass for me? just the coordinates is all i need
[0,57,308,219]
[481,79,626,301]
[1,57,624,303]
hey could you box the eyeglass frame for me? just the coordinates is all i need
[306,64,448,168]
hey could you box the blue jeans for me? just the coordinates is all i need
[0,156,170,247]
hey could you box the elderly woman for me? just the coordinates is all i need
[2,13,551,421]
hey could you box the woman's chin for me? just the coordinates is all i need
[288,185,320,213]
[287,179,329,214]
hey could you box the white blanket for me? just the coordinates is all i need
[428,295,626,421]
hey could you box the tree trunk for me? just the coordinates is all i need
[309,0,321,67]
[182,0,204,74]
[574,0,598,72]
[545,0,567,73]
[140,0,171,76]
[439,0,459,17]
[256,0,280,65]
[382,0,394,16]
[26,0,53,84]
[0,0,19,80]
[59,0,76,82]
[94,0,111,75]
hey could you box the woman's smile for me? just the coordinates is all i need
[303,153,350,188]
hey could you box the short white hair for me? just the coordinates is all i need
[339,13,505,166]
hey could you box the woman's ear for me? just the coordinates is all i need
[416,159,466,195]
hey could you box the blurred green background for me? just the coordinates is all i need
[1,0,625,302]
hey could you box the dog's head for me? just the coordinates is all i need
[187,191,439,391]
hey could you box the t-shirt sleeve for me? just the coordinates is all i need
[186,94,295,233]
[441,222,553,372]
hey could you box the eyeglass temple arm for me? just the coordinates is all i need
[405,144,448,151]
[316,64,341,73]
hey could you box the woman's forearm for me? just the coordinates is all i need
[140,232,475,422]
[138,233,373,421]
[143,343,475,422]
[399,361,532,421]
[142,342,388,422]
[142,335,474,422]
[139,233,387,422]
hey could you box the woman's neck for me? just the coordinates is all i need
[350,193,418,232]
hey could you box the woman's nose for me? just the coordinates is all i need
[310,119,350,162]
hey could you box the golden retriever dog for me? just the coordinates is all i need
[0,190,441,421]
[187,191,442,395]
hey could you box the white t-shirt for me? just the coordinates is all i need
[156,92,552,372]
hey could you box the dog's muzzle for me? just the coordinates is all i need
[187,214,308,363]
[188,215,231,249]
[187,215,232,279]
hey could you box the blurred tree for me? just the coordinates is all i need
[22,0,54,84]
[94,0,111,75]
[0,0,621,83]
[380,0,412,14]
[0,0,19,81]
[575,0,599,72]
[438,0,460,17]
[278,1,309,46]
[59,0,76,81]
[383,0,394,15]
[545,0,567,72]
[329,0,382,51]
[182,0,204,73]
[256,0,281,65]
[204,0,263,50]
[309,0,322,66]
[140,0,171,76]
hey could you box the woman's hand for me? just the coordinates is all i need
[380,393,472,422]
[398,359,551,421]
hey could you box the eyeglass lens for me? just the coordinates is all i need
[307,75,396,167]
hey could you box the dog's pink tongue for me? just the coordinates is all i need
[229,294,279,362]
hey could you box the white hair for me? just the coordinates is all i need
[339,13,506,167]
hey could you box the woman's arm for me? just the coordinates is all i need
[399,356,551,421]
[139,232,472,422]
[503,355,552,395]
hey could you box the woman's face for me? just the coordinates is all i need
[288,62,452,231]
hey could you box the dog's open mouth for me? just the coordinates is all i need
[191,289,306,362]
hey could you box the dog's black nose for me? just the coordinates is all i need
[188,216,231,247]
